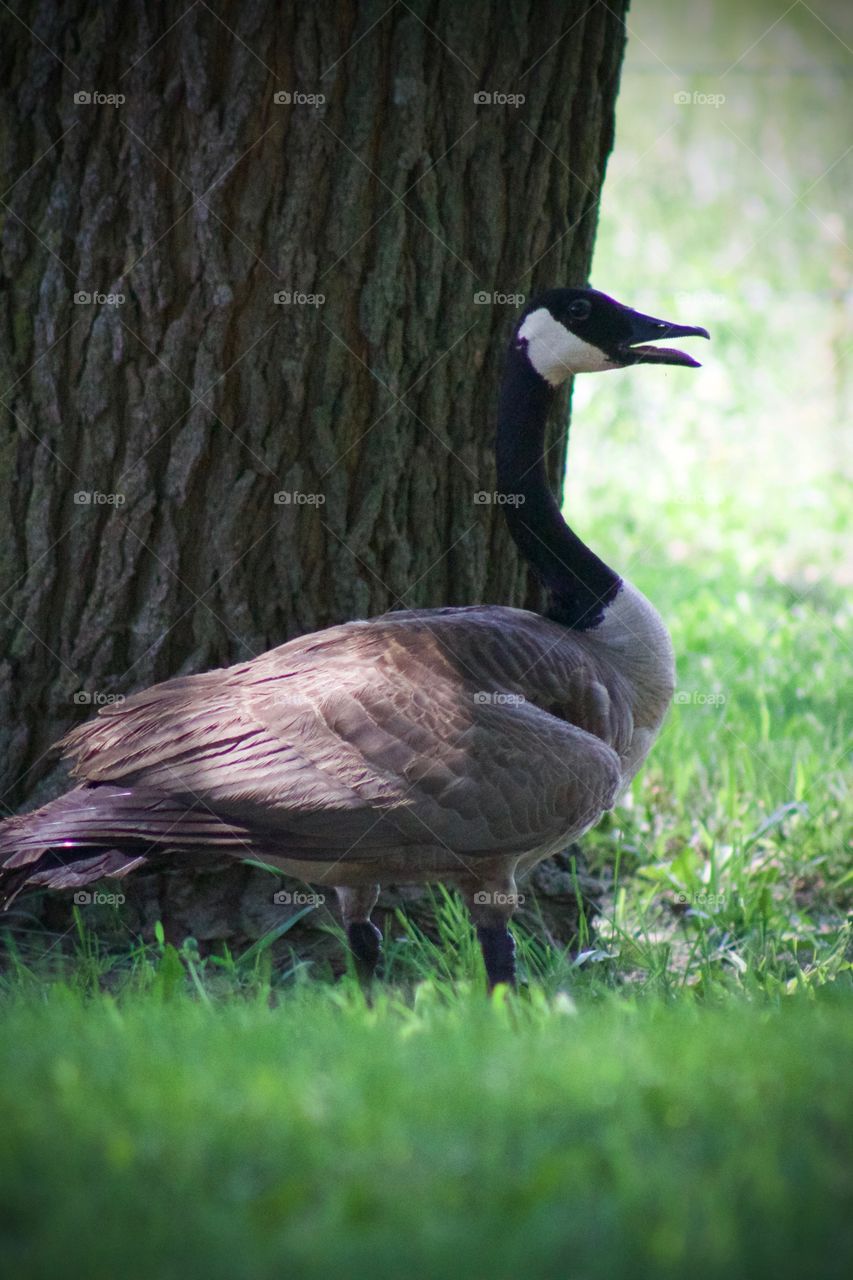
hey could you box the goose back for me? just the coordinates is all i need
[50,592,671,878]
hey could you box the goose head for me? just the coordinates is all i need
[516,287,710,386]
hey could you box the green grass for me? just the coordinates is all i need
[560,0,853,1001]
[1,983,852,1280]
[570,520,852,998]
[1,2,852,1275]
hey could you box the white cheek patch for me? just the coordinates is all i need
[518,308,617,384]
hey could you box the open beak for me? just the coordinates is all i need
[619,308,710,368]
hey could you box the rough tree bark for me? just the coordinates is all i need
[0,0,628,956]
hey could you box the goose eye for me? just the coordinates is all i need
[567,299,591,321]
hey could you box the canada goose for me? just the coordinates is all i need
[0,288,708,987]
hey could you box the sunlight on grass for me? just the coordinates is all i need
[562,0,852,997]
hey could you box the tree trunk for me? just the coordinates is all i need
[0,0,628,951]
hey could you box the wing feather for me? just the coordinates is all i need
[59,608,629,858]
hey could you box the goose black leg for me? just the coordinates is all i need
[347,919,383,983]
[335,884,382,985]
[461,870,521,992]
[476,923,517,990]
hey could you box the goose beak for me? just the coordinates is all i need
[619,309,710,368]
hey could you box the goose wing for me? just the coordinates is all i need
[60,607,626,859]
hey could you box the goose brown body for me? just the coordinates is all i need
[2,586,672,883]
[0,287,706,985]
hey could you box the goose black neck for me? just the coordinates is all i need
[495,340,621,630]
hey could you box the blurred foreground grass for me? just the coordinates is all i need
[1,984,852,1280]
